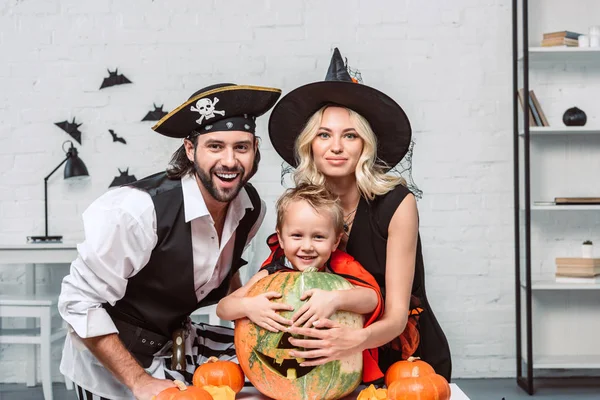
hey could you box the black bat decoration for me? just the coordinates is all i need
[99,68,132,89]
[55,118,82,144]
[141,103,169,121]
[108,129,127,144]
[109,168,137,188]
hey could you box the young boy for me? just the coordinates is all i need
[216,183,382,333]
[217,184,385,383]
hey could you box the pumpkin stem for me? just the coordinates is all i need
[173,380,187,391]
[407,356,421,362]
[303,266,319,273]
[206,356,220,363]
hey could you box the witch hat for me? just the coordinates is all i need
[268,48,411,170]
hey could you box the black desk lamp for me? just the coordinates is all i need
[27,140,89,243]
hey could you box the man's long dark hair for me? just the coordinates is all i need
[166,133,261,180]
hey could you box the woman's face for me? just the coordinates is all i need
[310,107,364,179]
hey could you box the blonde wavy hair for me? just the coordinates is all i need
[293,105,404,201]
[276,183,345,236]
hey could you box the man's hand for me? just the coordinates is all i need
[291,289,339,327]
[243,292,294,332]
[131,374,176,400]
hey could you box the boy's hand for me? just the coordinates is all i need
[243,292,294,332]
[291,289,339,327]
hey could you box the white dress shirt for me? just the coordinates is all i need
[58,173,266,399]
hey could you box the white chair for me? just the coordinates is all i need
[0,295,68,400]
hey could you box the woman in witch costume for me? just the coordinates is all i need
[267,48,452,382]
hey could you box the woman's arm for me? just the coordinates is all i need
[335,286,378,315]
[288,194,418,365]
[359,193,417,347]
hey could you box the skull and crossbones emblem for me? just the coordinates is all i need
[190,97,225,125]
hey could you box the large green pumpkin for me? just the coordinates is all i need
[234,270,363,400]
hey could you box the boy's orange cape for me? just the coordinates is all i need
[260,234,422,383]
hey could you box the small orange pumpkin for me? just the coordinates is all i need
[155,381,213,400]
[202,385,236,400]
[357,384,388,400]
[387,373,450,400]
[384,357,436,387]
[192,356,245,393]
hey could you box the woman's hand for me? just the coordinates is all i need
[291,289,339,327]
[287,319,368,366]
[243,292,294,332]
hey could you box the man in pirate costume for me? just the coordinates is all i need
[58,83,281,400]
[268,49,452,382]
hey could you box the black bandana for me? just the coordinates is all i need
[190,115,256,138]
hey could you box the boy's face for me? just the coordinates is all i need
[277,199,341,272]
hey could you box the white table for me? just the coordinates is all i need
[0,243,78,387]
[0,243,78,294]
[237,383,470,399]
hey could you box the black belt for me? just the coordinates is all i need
[113,318,170,368]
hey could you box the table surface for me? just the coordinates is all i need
[236,383,469,400]
[0,243,78,265]
[0,243,77,250]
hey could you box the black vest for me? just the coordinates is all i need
[104,172,261,339]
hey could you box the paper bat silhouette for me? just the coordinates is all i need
[99,68,132,89]
[109,168,137,188]
[55,118,82,144]
[108,129,127,144]
[142,103,169,121]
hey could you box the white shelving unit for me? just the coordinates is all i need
[522,281,600,290]
[519,47,600,62]
[513,1,600,394]
[530,204,600,211]
[534,355,600,370]
[519,127,600,136]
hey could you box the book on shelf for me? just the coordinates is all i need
[529,90,549,126]
[556,265,600,273]
[555,275,599,283]
[543,31,583,40]
[556,257,600,267]
[528,95,543,126]
[556,269,600,278]
[555,197,600,205]
[517,88,537,126]
[533,201,555,206]
[541,37,579,47]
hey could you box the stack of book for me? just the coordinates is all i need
[555,257,600,283]
[541,31,582,47]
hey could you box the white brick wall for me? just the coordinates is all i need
[3,0,592,383]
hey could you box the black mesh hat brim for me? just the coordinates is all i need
[153,85,282,138]
[268,81,411,170]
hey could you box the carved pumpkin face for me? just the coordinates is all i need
[234,270,363,400]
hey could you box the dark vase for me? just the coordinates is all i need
[562,107,587,126]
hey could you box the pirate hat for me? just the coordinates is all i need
[269,48,411,170]
[153,83,282,138]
